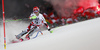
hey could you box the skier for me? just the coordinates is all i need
[16,6,53,41]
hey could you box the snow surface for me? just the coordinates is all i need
[0,18,100,50]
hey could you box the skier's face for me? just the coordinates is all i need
[33,9,39,13]
[34,11,39,15]
[34,11,39,14]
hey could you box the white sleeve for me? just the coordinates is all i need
[41,15,47,23]
[41,14,50,29]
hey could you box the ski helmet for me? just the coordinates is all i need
[33,6,40,13]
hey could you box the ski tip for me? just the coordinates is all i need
[12,40,19,43]
[41,33,43,35]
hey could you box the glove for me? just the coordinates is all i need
[50,30,53,33]
[48,29,53,33]
[48,28,51,31]
[29,16,37,19]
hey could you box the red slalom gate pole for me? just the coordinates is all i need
[2,0,6,49]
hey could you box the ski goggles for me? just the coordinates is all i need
[33,10,39,13]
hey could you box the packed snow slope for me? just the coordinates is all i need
[1,18,100,50]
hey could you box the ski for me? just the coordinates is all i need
[11,31,43,43]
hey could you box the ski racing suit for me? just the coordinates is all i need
[16,12,50,39]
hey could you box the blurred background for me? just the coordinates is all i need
[0,0,100,28]
[0,0,100,44]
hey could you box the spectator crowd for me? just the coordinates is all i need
[42,5,100,28]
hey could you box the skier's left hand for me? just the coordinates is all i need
[48,29,53,33]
